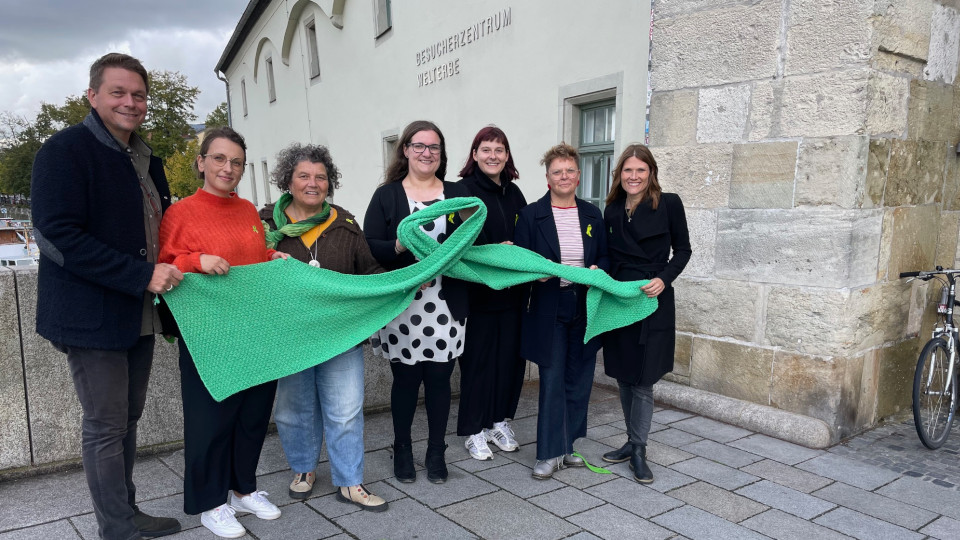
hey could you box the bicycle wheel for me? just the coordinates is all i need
[913,337,957,449]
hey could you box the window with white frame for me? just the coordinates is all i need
[382,134,398,171]
[261,161,272,204]
[248,163,258,206]
[577,99,616,210]
[266,57,277,103]
[241,78,248,117]
[373,0,392,38]
[306,19,321,79]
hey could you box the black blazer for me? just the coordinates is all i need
[513,192,609,366]
[363,180,470,321]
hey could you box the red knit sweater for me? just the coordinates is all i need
[159,188,276,273]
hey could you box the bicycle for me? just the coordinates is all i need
[901,267,960,449]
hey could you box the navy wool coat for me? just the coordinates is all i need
[513,192,609,367]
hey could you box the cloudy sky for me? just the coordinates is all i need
[0,0,249,122]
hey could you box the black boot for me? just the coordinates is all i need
[393,441,416,483]
[629,444,653,484]
[602,442,633,464]
[425,443,449,484]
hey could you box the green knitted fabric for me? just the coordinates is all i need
[164,197,657,401]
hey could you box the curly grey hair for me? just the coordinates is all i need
[271,143,342,196]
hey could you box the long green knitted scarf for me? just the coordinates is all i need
[164,197,657,401]
[263,192,331,248]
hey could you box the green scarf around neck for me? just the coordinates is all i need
[263,192,331,248]
[164,197,658,401]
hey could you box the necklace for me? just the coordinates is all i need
[309,240,321,267]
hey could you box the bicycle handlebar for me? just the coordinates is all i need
[900,271,921,278]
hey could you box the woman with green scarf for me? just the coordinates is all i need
[259,143,388,512]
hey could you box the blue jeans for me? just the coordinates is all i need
[274,345,365,487]
[536,287,596,460]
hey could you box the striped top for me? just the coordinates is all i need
[552,205,584,285]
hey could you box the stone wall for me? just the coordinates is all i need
[649,0,960,441]
[0,266,474,475]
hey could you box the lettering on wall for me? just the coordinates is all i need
[415,7,512,87]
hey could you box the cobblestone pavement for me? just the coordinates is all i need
[4,383,960,539]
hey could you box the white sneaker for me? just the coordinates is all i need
[200,503,245,538]
[229,490,281,520]
[485,421,519,452]
[465,432,494,460]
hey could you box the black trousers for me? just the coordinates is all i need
[179,340,277,514]
[390,360,456,446]
[456,308,525,435]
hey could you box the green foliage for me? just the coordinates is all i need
[34,95,90,138]
[165,138,202,199]
[0,112,40,196]
[205,102,229,129]
[140,70,200,162]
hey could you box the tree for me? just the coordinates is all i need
[205,102,229,129]
[140,70,199,162]
[164,138,202,199]
[0,112,39,196]
[34,95,89,138]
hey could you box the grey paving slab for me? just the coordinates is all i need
[255,434,293,476]
[606,459,697,493]
[363,447,409,484]
[669,481,768,522]
[650,504,769,540]
[527,486,605,518]
[158,449,185,477]
[475,461,565,498]
[652,409,694,424]
[670,416,754,443]
[813,507,924,540]
[563,533,603,540]
[649,427,704,447]
[238,501,341,540]
[71,512,99,540]
[740,509,853,540]
[729,434,824,465]
[735,480,836,520]
[586,423,623,440]
[0,520,82,540]
[385,465,498,509]
[163,526,220,539]
[670,456,759,490]
[507,415,539,446]
[568,504,673,540]
[132,456,185,501]
[451,454,514,473]
[585,477,684,518]
[796,453,900,491]
[253,468,335,508]
[646,439,695,467]
[335,497,475,539]
[360,408,396,451]
[0,465,92,528]
[812,481,938,530]
[921,515,960,540]
[740,459,834,493]
[132,493,202,533]
[551,462,617,489]
[877,476,960,521]
[439,490,579,540]
[679,439,764,468]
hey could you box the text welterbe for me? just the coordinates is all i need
[418,59,461,87]
[415,7,512,67]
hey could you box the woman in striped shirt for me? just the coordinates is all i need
[514,143,609,479]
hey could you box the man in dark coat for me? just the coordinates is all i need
[31,53,183,540]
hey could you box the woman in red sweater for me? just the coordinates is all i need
[159,126,288,539]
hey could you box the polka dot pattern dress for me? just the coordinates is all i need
[372,196,466,365]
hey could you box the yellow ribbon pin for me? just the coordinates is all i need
[586,224,592,237]
[252,225,258,233]
[448,213,455,224]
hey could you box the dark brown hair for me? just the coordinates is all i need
[383,120,447,184]
[193,126,247,179]
[458,125,519,181]
[605,143,661,209]
[89,53,149,94]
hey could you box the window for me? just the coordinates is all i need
[306,20,321,80]
[241,79,248,117]
[374,0,392,38]
[382,133,398,171]
[577,100,616,210]
[265,57,277,103]
[248,163,258,206]
[261,161,272,204]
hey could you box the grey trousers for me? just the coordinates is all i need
[618,381,654,446]
[62,336,155,540]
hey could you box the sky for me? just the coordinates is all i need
[0,0,250,123]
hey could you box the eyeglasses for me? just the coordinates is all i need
[549,167,579,178]
[407,143,442,155]
[203,154,245,170]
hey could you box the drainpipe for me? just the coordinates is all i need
[216,71,232,127]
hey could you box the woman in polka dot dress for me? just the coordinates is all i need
[364,120,471,485]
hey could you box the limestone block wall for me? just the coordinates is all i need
[649,0,960,441]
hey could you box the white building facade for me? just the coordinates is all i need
[215,0,651,215]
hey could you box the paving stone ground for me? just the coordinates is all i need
[3,382,960,539]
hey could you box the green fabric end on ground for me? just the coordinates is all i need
[164,197,657,401]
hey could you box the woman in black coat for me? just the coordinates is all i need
[600,144,691,484]
[514,143,608,480]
